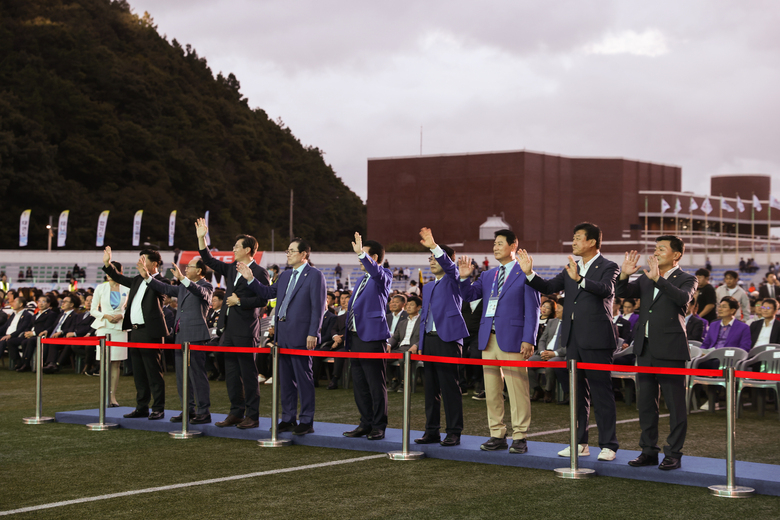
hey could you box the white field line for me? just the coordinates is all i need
[0,454,387,516]
[526,413,673,437]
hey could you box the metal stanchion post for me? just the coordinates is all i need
[104,336,112,409]
[555,359,595,478]
[709,367,754,497]
[388,350,425,461]
[87,338,118,431]
[259,345,291,447]
[171,343,201,439]
[23,335,54,424]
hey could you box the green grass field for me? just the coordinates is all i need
[2,366,780,518]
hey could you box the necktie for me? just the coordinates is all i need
[54,313,67,333]
[348,275,369,330]
[551,323,563,351]
[425,280,439,333]
[277,270,299,320]
[496,266,506,295]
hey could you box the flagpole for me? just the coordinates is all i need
[735,193,740,264]
[644,196,648,255]
[675,198,679,235]
[719,194,724,265]
[752,192,756,258]
[768,201,772,266]
[705,209,708,261]
[690,198,695,263]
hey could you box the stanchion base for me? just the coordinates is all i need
[22,416,54,424]
[387,451,425,461]
[86,422,119,431]
[169,430,202,439]
[708,485,755,498]
[554,467,596,479]
[258,439,292,447]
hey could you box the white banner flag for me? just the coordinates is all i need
[168,210,177,247]
[204,210,211,246]
[19,209,31,247]
[96,210,110,247]
[57,210,69,247]
[661,199,670,213]
[736,195,745,213]
[132,210,143,247]
[701,198,713,215]
[689,198,699,212]
[771,196,780,211]
[721,200,735,212]
[753,194,763,212]
[674,198,682,214]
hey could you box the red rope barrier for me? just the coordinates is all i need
[189,345,272,354]
[411,354,567,368]
[735,371,780,382]
[279,348,403,360]
[578,362,723,377]
[41,337,104,345]
[107,341,180,350]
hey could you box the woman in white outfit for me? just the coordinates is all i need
[91,261,129,407]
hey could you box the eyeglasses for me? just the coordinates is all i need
[286,249,300,254]
[760,306,776,310]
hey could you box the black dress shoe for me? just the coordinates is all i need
[190,413,212,424]
[628,453,659,467]
[237,417,259,429]
[343,426,372,438]
[274,420,297,432]
[480,436,508,451]
[148,411,165,420]
[440,434,461,447]
[16,364,31,373]
[327,380,339,390]
[293,422,315,435]
[530,388,544,402]
[658,456,681,471]
[42,363,59,374]
[108,403,119,408]
[367,429,385,440]
[123,409,149,418]
[509,438,528,454]
[414,433,441,444]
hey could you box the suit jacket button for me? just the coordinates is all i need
[649,310,653,313]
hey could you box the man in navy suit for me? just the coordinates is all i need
[143,257,214,424]
[14,294,58,372]
[239,237,326,435]
[412,228,469,447]
[342,233,393,440]
[750,298,780,347]
[197,218,270,429]
[518,222,620,461]
[0,297,33,366]
[459,229,540,454]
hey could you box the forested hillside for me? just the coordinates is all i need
[0,0,365,251]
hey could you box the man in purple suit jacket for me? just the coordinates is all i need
[342,233,393,440]
[458,229,540,454]
[410,228,470,447]
[700,296,751,352]
[239,237,326,436]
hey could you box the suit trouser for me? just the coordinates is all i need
[349,332,388,431]
[482,333,530,440]
[174,341,211,415]
[569,335,619,451]
[7,337,29,363]
[422,334,463,435]
[527,353,561,393]
[221,329,260,419]
[312,341,345,382]
[637,345,687,459]
[466,335,484,391]
[128,329,165,412]
[279,346,315,424]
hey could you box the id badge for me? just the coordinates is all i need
[485,297,499,318]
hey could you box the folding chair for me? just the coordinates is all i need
[686,347,748,412]
[736,349,780,419]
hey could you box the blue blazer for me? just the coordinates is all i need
[345,254,392,349]
[247,263,326,349]
[418,251,468,353]
[148,277,213,344]
[459,262,540,353]
[700,319,751,352]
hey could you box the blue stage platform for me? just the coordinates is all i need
[56,408,780,496]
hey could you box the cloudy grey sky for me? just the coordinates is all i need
[128,0,780,201]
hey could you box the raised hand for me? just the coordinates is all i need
[136,257,150,279]
[103,246,112,267]
[620,250,641,280]
[419,227,437,250]
[644,254,661,282]
[517,249,534,275]
[195,218,208,239]
[564,255,580,282]
[458,255,474,279]
[351,232,364,255]
[236,261,254,281]
[170,263,184,281]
